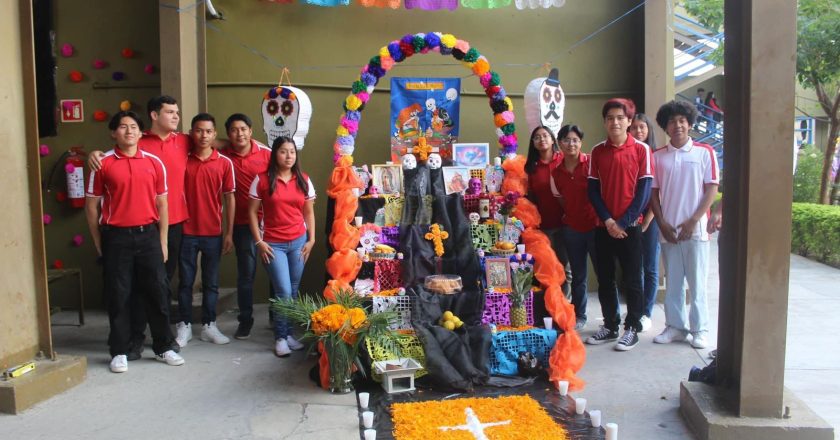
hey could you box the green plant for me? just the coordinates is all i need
[793,144,826,203]
[790,203,840,267]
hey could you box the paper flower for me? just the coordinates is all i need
[64,163,76,173]
[424,223,449,257]
[69,71,83,83]
[39,144,50,156]
[112,71,125,81]
[144,64,156,74]
[93,110,108,122]
[119,100,131,111]
[72,234,84,246]
[92,59,107,69]
[121,47,135,58]
[60,44,74,57]
[43,214,52,225]
[53,259,64,269]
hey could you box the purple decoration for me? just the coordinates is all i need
[344,110,362,121]
[279,88,292,99]
[337,135,355,145]
[360,72,377,87]
[112,71,126,81]
[387,42,404,62]
[379,226,400,248]
[424,33,442,49]
[481,290,534,326]
[404,0,458,10]
[268,88,279,99]
[368,64,385,78]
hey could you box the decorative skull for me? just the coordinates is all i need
[427,153,442,170]
[467,177,483,195]
[402,153,417,170]
[369,184,381,198]
[261,86,312,150]
[468,212,480,224]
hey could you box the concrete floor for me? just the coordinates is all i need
[1,239,836,439]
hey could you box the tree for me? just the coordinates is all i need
[682,0,840,204]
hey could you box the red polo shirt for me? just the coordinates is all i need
[528,152,564,229]
[587,135,653,222]
[220,140,272,225]
[552,153,599,232]
[86,148,167,227]
[138,131,190,225]
[249,172,316,243]
[182,149,236,236]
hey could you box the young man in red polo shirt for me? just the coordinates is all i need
[586,98,653,351]
[218,113,273,339]
[174,113,236,347]
[85,111,185,373]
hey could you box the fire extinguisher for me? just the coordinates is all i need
[64,147,87,208]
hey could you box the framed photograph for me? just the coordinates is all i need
[452,143,490,168]
[371,164,403,195]
[485,257,511,290]
[442,166,470,195]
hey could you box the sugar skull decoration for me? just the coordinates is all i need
[524,68,565,136]
[427,153,442,170]
[467,177,483,195]
[402,153,417,170]
[261,86,312,150]
[468,212,480,224]
[359,224,382,253]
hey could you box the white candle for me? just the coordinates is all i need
[589,410,601,427]
[516,244,526,254]
[364,429,376,440]
[355,216,364,227]
[362,411,374,428]
[556,380,569,396]
[575,397,587,415]
[605,422,618,440]
[494,157,502,166]
[358,392,370,409]
[357,247,366,258]
[543,317,553,330]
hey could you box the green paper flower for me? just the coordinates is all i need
[501,123,516,135]
[352,81,366,94]
[464,48,480,63]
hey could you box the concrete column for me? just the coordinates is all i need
[159,0,207,128]
[644,0,674,144]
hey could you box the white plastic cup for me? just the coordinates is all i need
[357,247,366,258]
[362,411,374,429]
[364,429,376,440]
[606,422,618,440]
[358,392,370,409]
[589,410,601,427]
[354,216,364,227]
[543,317,553,330]
[557,380,569,396]
[517,244,526,254]
[494,157,502,166]
[575,397,587,415]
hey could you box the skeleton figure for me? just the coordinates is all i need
[427,153,442,170]
[261,86,312,149]
[467,177,483,195]
[402,153,417,170]
[524,68,565,136]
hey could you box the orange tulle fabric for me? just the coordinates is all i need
[329,219,361,251]
[323,279,350,301]
[501,155,528,195]
[333,189,359,225]
[513,197,541,229]
[325,248,362,282]
[327,164,360,198]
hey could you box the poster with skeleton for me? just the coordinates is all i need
[390,77,460,161]
[261,86,313,149]
[524,68,565,137]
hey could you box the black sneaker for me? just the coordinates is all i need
[585,325,619,345]
[615,328,639,351]
[126,344,143,361]
[235,320,253,340]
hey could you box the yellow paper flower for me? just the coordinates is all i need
[441,34,457,48]
[336,126,349,137]
[345,94,362,111]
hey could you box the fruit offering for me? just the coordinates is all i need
[439,310,464,330]
[494,241,516,251]
[374,244,396,254]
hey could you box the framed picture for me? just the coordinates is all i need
[371,164,403,195]
[485,257,511,290]
[442,166,470,195]
[452,143,490,168]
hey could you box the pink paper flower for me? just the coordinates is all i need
[42,214,52,225]
[39,144,50,156]
[72,234,84,247]
[60,44,74,57]
[64,163,76,173]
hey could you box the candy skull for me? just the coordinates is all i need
[524,68,565,135]
[402,153,417,170]
[467,177,483,195]
[427,153,442,170]
[261,86,312,149]
[468,212,480,224]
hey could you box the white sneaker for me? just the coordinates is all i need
[653,327,688,344]
[155,350,185,366]
[110,355,128,373]
[640,315,652,333]
[275,339,291,357]
[200,322,230,345]
[691,333,709,349]
[175,322,192,347]
[286,335,304,351]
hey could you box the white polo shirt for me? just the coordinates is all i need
[652,139,719,241]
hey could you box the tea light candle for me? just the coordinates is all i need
[516,244,526,254]
[557,380,569,396]
[355,216,364,227]
[358,392,370,409]
[589,410,601,427]
[543,317,553,330]
[575,397,587,415]
[364,429,376,440]
[605,422,618,440]
[362,411,374,428]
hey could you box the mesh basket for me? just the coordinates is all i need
[365,334,428,382]
[481,290,534,326]
[372,295,412,330]
[374,259,402,293]
[489,327,558,376]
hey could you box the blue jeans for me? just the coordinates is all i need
[233,225,257,325]
[641,220,661,317]
[263,233,308,340]
[561,226,597,321]
[178,235,222,324]
[660,240,710,334]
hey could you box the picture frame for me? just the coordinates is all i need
[442,166,471,195]
[485,257,511,290]
[371,164,403,195]
[452,143,490,168]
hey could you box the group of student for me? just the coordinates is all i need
[85,96,316,374]
[526,97,720,352]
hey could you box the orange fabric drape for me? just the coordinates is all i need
[329,219,361,252]
[501,154,528,195]
[513,197,541,230]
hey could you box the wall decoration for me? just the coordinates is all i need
[304,0,350,6]
[404,0,458,11]
[371,164,403,196]
[452,143,490,167]
[112,71,126,81]
[43,214,52,225]
[60,43,74,57]
[359,0,401,7]
[514,0,565,9]
[39,144,50,156]
[119,100,131,111]
[68,71,83,83]
[261,86,313,150]
[121,47,135,58]
[144,64,156,74]
[390,77,460,161]
[460,0,511,8]
[485,257,511,289]
[442,166,470,195]
[92,59,107,69]
[72,234,84,247]
[93,110,108,122]
[524,68,565,136]
[60,99,84,123]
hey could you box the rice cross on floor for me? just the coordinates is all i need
[438,407,511,440]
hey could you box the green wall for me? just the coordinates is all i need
[45,0,644,306]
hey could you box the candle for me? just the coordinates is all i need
[494,157,502,166]
[589,410,601,427]
[358,392,370,409]
[355,216,364,227]
[605,423,618,440]
[516,244,526,254]
[557,380,569,396]
[357,247,366,258]
[543,317,553,330]
[362,411,374,428]
[364,429,376,440]
[575,397,587,415]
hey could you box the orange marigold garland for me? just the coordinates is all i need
[424,223,449,257]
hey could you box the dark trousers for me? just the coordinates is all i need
[102,224,174,356]
[177,235,222,324]
[129,222,182,347]
[594,226,645,332]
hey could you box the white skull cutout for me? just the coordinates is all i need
[402,153,417,170]
[261,86,312,149]
[524,68,565,136]
[427,153,442,170]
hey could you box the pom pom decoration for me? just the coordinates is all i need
[144,64,156,74]
[43,214,52,225]
[112,71,126,81]
[121,47,135,59]
[64,163,76,174]
[39,144,50,156]
[55,191,67,202]
[60,43,74,57]
[119,100,132,111]
[69,71,83,83]
[92,59,107,69]
[53,259,64,269]
[93,110,108,122]
[72,234,84,247]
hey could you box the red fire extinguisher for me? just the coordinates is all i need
[65,147,87,208]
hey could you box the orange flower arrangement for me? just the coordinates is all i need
[413,136,432,161]
[424,223,449,257]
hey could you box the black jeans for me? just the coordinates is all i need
[129,222,182,347]
[102,224,174,356]
[594,226,644,332]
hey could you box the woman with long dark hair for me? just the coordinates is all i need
[525,125,571,297]
[629,113,659,332]
[248,136,316,357]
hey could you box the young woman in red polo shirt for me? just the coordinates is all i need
[248,136,316,357]
[525,125,571,297]
[552,124,601,330]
